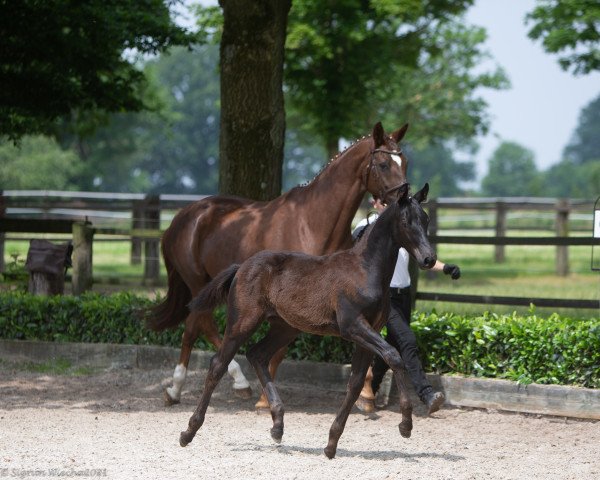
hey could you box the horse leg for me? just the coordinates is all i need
[180,310,262,447]
[355,366,375,413]
[254,345,287,410]
[165,309,252,406]
[324,347,373,459]
[165,310,204,406]
[246,322,298,443]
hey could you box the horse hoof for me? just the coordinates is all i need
[398,423,412,439]
[355,394,375,414]
[324,446,336,459]
[270,426,283,444]
[254,397,269,411]
[164,390,180,407]
[179,430,194,447]
[234,387,253,399]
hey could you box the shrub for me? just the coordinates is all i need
[0,292,598,388]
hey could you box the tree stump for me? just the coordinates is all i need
[25,239,73,295]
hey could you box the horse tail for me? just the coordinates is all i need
[188,264,240,313]
[145,258,192,332]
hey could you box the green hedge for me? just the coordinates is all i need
[0,291,598,388]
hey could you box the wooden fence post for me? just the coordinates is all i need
[555,199,570,276]
[130,200,143,265]
[72,221,94,295]
[495,202,507,263]
[143,195,161,285]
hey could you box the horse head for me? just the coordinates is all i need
[392,183,436,270]
[363,122,409,205]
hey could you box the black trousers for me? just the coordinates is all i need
[371,289,432,400]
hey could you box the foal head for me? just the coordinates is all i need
[388,183,436,269]
[363,122,409,205]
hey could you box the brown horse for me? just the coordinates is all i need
[180,183,435,459]
[146,122,410,406]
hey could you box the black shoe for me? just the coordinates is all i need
[421,390,445,415]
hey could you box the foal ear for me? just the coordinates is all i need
[372,122,385,147]
[390,123,409,143]
[413,183,429,204]
[396,183,410,203]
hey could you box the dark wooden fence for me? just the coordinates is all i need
[0,191,597,310]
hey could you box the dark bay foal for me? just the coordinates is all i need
[180,183,436,459]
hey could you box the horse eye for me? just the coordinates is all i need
[378,163,389,170]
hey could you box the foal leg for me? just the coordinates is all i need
[179,313,261,447]
[246,322,299,443]
[324,347,373,459]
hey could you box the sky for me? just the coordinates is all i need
[465,0,600,181]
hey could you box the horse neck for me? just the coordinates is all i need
[302,140,371,252]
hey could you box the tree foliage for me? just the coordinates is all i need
[0,136,81,190]
[526,0,600,75]
[481,142,540,197]
[284,0,508,157]
[0,0,196,142]
[563,92,600,165]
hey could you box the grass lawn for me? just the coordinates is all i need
[3,231,599,319]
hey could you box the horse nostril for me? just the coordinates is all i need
[424,256,435,268]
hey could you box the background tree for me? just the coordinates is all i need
[284,0,507,158]
[526,0,600,75]
[540,91,600,198]
[562,92,600,165]
[0,136,81,190]
[217,0,291,200]
[481,142,541,196]
[0,0,196,142]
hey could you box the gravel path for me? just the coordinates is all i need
[0,366,598,480]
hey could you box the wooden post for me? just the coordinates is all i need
[72,221,94,295]
[143,195,161,285]
[555,199,570,276]
[495,202,507,263]
[131,200,143,265]
[426,199,438,280]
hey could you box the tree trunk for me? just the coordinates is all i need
[218,0,291,201]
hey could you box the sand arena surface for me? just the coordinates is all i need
[0,366,598,480]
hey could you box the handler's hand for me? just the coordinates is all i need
[443,263,461,280]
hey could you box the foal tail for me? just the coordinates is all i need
[188,264,240,313]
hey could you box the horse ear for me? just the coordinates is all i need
[372,122,385,147]
[391,123,409,143]
[413,183,429,204]
[396,183,410,203]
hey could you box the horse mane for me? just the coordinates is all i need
[294,134,372,190]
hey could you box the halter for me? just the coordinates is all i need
[364,148,406,202]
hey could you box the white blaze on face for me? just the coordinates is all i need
[391,153,402,168]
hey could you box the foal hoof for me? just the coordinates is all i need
[164,390,180,407]
[234,386,253,399]
[179,430,195,447]
[398,423,412,439]
[324,446,337,459]
[355,394,375,414]
[270,426,283,444]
